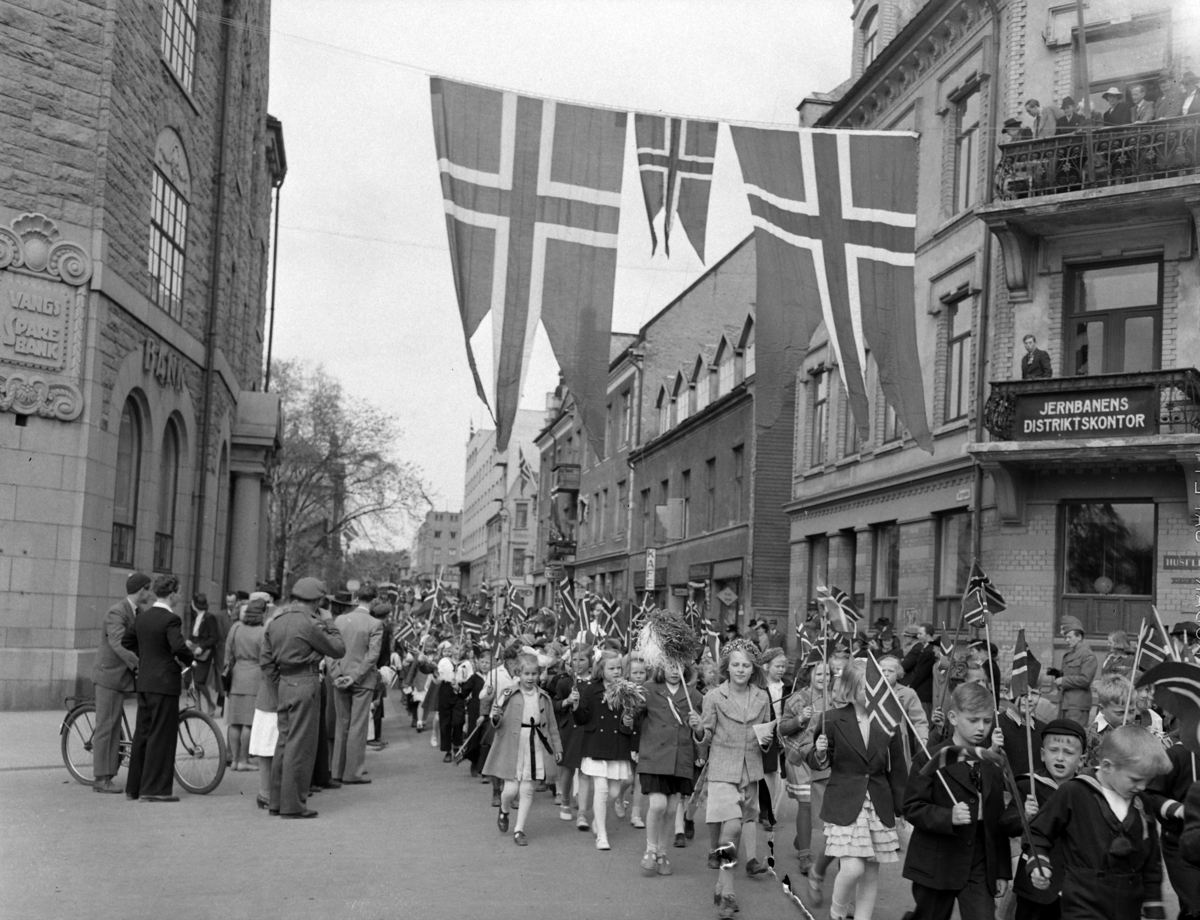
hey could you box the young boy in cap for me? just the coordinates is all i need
[1027,725,1171,919]
[1001,718,1087,920]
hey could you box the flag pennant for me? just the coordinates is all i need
[817,585,860,634]
[962,561,1005,628]
[634,114,718,260]
[864,653,903,734]
[430,77,627,455]
[1010,628,1041,698]
[1137,661,1200,755]
[557,575,581,634]
[729,125,930,450]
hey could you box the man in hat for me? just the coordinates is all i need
[901,623,939,718]
[1170,619,1200,662]
[261,577,346,818]
[1054,616,1097,727]
[1055,96,1086,133]
[1157,70,1199,118]
[1101,86,1132,125]
[90,572,153,793]
[125,574,193,802]
[329,583,383,783]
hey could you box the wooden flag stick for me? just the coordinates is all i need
[1123,625,1145,726]
[1153,605,1182,662]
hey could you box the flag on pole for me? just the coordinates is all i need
[962,562,1005,628]
[817,585,860,634]
[1135,618,1173,673]
[518,448,536,495]
[1137,661,1200,755]
[558,575,581,633]
[633,115,718,260]
[1151,605,1182,663]
[1010,628,1041,698]
[864,653,904,734]
[430,77,627,455]
[729,125,930,450]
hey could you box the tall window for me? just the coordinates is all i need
[732,445,744,522]
[620,389,633,446]
[511,547,525,577]
[657,387,670,436]
[807,534,830,617]
[616,480,628,537]
[861,7,879,69]
[954,89,981,214]
[695,359,711,414]
[160,0,198,92]
[741,318,756,378]
[705,458,717,531]
[149,167,188,321]
[843,381,861,456]
[1068,260,1161,376]
[154,419,180,573]
[514,503,528,530]
[934,511,972,630]
[872,522,900,624]
[675,376,691,425]
[1062,502,1156,634]
[112,399,142,567]
[600,489,609,541]
[717,342,735,396]
[640,488,652,548]
[883,402,902,443]
[811,369,829,466]
[603,402,613,458]
[681,470,691,538]
[945,301,972,422]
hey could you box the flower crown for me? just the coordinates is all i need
[720,637,761,667]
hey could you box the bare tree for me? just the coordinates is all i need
[269,359,428,588]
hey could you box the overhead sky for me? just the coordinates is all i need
[264,0,852,545]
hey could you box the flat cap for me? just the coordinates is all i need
[290,576,329,602]
[1040,718,1087,746]
[126,572,152,594]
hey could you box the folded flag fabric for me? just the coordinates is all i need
[918,744,1005,776]
[1136,619,1173,673]
[962,561,1005,628]
[1137,661,1200,755]
[1010,628,1041,698]
[817,585,860,634]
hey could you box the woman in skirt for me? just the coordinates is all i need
[805,660,908,920]
[224,597,266,771]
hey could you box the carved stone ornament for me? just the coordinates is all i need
[0,212,91,421]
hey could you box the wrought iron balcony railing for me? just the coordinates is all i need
[994,114,1200,201]
[982,368,1200,441]
[550,463,580,494]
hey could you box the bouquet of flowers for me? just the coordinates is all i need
[603,677,646,713]
[636,608,702,673]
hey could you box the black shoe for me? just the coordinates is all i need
[140,795,180,803]
[269,809,280,816]
[684,818,695,839]
[498,810,510,833]
[745,858,769,877]
[442,753,452,763]
[280,809,319,819]
[674,832,686,848]
[513,831,528,846]
[324,779,343,789]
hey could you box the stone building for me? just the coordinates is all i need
[0,1,284,708]
[410,509,461,587]
[788,0,1200,670]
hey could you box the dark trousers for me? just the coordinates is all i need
[372,694,384,741]
[310,677,332,789]
[758,778,776,826]
[1015,897,1060,920]
[93,684,126,780]
[272,673,320,815]
[1164,834,1200,915]
[125,692,179,798]
[911,865,996,920]
[438,701,462,753]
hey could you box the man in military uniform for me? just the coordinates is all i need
[260,577,346,818]
[1055,615,1098,727]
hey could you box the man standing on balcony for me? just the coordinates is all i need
[1025,98,1063,138]
[1020,335,1052,379]
[1055,96,1086,133]
[1130,84,1155,123]
[1101,87,1133,125]
[1158,71,1200,119]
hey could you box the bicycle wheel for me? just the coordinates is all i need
[174,710,227,794]
[61,704,98,785]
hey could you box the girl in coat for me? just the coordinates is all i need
[759,647,788,829]
[626,655,649,828]
[553,644,592,822]
[571,648,634,850]
[806,660,908,920]
[780,657,834,877]
[632,660,703,877]
[483,652,562,846]
[697,639,772,919]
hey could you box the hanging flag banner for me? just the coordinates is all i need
[430,77,627,455]
[729,126,931,451]
[634,115,718,261]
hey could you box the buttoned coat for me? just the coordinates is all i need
[573,678,633,762]
[805,704,907,827]
[91,598,140,692]
[126,603,194,696]
[483,685,562,780]
[1058,642,1098,714]
[1021,348,1053,379]
[328,607,382,690]
[633,680,704,778]
[699,681,771,784]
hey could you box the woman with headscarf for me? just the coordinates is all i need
[224,597,266,771]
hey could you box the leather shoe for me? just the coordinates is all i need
[442,753,452,763]
[323,779,342,789]
[93,780,122,794]
[498,810,510,833]
[341,777,371,784]
[125,794,138,801]
[269,809,280,816]
[140,795,180,803]
[280,809,319,819]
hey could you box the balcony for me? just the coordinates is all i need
[551,463,580,495]
[978,115,1200,303]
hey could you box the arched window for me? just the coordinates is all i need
[862,7,879,69]
[657,386,671,436]
[715,338,735,397]
[154,419,180,572]
[740,317,756,379]
[112,399,143,566]
[674,372,690,425]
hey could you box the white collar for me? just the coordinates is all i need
[152,600,174,612]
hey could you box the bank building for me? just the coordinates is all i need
[0,3,283,708]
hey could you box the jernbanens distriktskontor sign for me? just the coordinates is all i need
[1012,388,1156,440]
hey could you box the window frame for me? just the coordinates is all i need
[861,7,879,69]
[160,0,198,94]
[1065,258,1163,376]
[871,522,900,625]
[811,367,829,467]
[732,444,744,522]
[944,300,972,423]
[933,510,972,631]
[952,84,982,214]
[153,418,180,573]
[148,167,188,322]
[112,399,143,568]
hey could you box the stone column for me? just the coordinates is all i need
[227,471,263,594]
[258,485,271,586]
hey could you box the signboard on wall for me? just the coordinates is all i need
[716,586,738,607]
[1012,388,1156,440]
[645,548,656,593]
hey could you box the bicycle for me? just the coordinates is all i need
[60,666,228,794]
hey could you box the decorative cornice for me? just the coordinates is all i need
[0,371,82,421]
[0,213,93,285]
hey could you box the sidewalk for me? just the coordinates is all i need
[0,708,81,772]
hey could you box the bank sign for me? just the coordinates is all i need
[1012,387,1156,440]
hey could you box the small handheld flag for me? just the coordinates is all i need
[864,654,904,734]
[962,561,1005,628]
[1010,628,1041,698]
[917,744,1005,776]
[817,585,860,634]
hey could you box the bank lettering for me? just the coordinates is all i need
[142,337,184,391]
[0,283,70,370]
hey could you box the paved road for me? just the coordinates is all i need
[0,707,1180,920]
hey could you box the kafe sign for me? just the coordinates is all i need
[1012,387,1156,440]
[0,213,90,421]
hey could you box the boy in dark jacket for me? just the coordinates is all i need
[1141,742,1200,919]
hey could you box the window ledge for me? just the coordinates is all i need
[875,439,907,456]
[934,418,971,438]
[918,206,979,255]
[160,58,201,117]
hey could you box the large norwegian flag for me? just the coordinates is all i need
[430,78,626,455]
[634,115,718,261]
[729,127,931,450]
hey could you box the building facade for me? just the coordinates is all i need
[0,1,283,708]
[787,0,1200,670]
[410,509,461,586]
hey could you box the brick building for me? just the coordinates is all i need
[410,509,461,587]
[788,0,1200,672]
[0,1,283,708]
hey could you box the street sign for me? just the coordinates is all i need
[645,548,656,592]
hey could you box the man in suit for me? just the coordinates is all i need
[1055,96,1086,133]
[901,622,939,718]
[124,574,193,802]
[330,583,383,782]
[261,576,345,818]
[90,572,153,793]
[1129,83,1155,123]
[1024,98,1063,138]
[1157,71,1200,120]
[1020,334,1052,378]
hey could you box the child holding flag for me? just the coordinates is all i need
[806,659,908,920]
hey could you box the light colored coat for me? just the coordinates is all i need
[91,598,139,691]
[328,607,382,689]
[699,682,770,784]
[483,685,562,780]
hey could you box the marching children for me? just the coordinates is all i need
[780,657,834,879]
[571,648,635,851]
[697,639,772,920]
[806,660,908,920]
[1027,724,1171,920]
[902,681,1011,920]
[626,655,649,828]
[1086,674,1131,767]
[631,659,704,877]
[999,718,1087,920]
[552,643,591,822]
[483,652,563,846]
[1145,743,1200,918]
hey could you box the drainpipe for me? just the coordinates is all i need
[972,0,1004,561]
[264,178,282,391]
[192,0,234,595]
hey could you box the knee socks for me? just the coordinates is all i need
[514,780,535,833]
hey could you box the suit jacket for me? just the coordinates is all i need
[125,602,194,696]
[328,607,382,689]
[1021,348,1052,379]
[699,681,771,784]
[1033,107,1063,138]
[91,598,140,691]
[1104,101,1133,125]
[806,704,908,827]
[901,642,936,703]
[1132,99,1155,123]
[902,739,1012,891]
